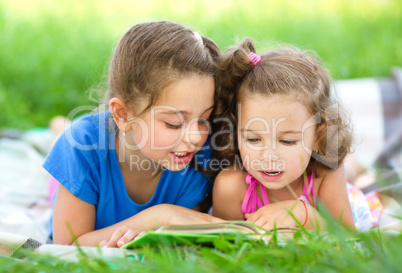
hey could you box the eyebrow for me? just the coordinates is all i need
[239,129,265,132]
[240,129,302,134]
[280,130,302,134]
[159,104,214,115]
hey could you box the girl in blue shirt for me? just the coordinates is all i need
[43,21,223,247]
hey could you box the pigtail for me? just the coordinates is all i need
[202,36,221,64]
[211,38,257,167]
[217,38,256,92]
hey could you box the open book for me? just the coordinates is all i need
[121,221,296,248]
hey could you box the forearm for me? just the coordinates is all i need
[72,204,169,247]
[74,204,223,247]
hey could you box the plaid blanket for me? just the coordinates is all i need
[336,67,402,231]
[336,68,402,196]
[0,232,42,258]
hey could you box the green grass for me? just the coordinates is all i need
[1,1,401,270]
[0,0,401,129]
[1,224,401,273]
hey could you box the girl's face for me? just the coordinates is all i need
[238,94,317,190]
[128,74,215,171]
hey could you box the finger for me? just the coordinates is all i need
[247,213,272,229]
[252,218,267,229]
[136,231,147,237]
[262,222,274,231]
[117,229,139,248]
[99,240,108,248]
[105,226,128,248]
[245,212,257,223]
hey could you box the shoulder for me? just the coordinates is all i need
[43,111,113,190]
[212,165,247,220]
[316,165,346,184]
[63,111,112,149]
[215,165,247,182]
[315,164,347,194]
[314,164,355,229]
[213,165,248,195]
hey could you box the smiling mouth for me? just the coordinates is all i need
[263,171,282,176]
[171,151,195,164]
[173,152,190,157]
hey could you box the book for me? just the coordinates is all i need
[121,221,296,248]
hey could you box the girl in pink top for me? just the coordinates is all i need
[212,38,355,230]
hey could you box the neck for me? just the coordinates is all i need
[266,175,305,202]
[115,132,163,184]
[289,175,305,195]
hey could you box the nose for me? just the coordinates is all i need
[262,146,279,161]
[184,120,204,148]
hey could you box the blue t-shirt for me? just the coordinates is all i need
[43,111,212,236]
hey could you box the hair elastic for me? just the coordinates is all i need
[249,52,261,67]
[300,200,308,227]
[193,31,203,45]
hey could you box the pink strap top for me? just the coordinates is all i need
[241,171,316,214]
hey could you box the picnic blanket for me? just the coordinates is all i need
[0,129,52,245]
[0,68,401,259]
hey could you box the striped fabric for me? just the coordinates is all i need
[336,67,402,200]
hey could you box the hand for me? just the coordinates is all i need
[158,204,225,226]
[98,204,224,248]
[100,225,139,248]
[244,200,307,230]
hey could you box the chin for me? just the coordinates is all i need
[161,162,190,172]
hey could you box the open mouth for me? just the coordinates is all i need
[260,170,283,182]
[262,171,282,176]
[171,151,194,164]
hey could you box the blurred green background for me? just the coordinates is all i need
[0,0,401,129]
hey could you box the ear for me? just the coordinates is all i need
[109,98,132,132]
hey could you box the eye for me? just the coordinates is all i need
[246,138,261,143]
[280,140,297,145]
[165,123,183,129]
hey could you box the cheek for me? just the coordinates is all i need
[199,132,208,147]
[153,127,183,149]
[132,122,183,151]
[302,127,316,151]
[239,143,258,169]
[285,146,312,171]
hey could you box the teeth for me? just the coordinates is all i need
[264,171,281,176]
[174,152,188,156]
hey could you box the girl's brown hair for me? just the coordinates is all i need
[106,21,220,116]
[100,21,221,212]
[213,38,352,171]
